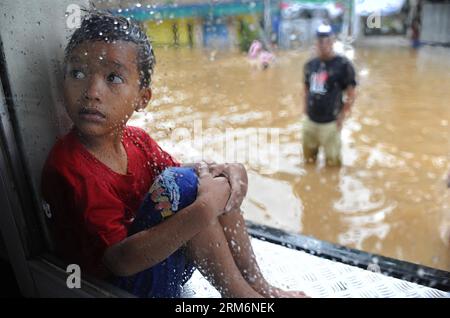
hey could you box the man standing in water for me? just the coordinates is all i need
[302,24,357,166]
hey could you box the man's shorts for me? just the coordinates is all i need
[302,116,342,166]
[114,167,198,298]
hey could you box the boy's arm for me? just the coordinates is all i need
[103,168,231,277]
[103,199,206,277]
[183,161,248,213]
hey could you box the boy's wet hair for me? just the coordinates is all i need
[64,10,155,89]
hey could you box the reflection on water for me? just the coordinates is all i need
[130,45,450,271]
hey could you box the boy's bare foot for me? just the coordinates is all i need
[252,280,310,298]
[263,286,310,298]
[268,287,310,298]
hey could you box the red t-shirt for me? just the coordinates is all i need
[41,126,179,278]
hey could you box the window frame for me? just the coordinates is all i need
[0,0,447,298]
[0,0,134,297]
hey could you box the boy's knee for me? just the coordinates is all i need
[213,176,231,195]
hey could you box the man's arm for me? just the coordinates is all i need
[342,85,356,114]
[337,85,356,129]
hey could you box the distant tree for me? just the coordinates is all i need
[238,19,259,52]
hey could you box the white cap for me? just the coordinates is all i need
[316,24,333,37]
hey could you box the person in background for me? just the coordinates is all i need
[302,24,357,166]
[248,40,275,70]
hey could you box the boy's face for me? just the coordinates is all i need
[64,40,151,137]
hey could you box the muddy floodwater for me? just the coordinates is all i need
[130,44,450,271]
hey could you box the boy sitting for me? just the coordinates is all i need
[41,11,307,298]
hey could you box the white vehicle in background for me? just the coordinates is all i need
[278,1,344,50]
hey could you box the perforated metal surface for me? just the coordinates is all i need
[181,239,449,298]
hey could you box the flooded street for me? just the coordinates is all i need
[130,44,450,271]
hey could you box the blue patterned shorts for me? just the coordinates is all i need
[114,167,198,298]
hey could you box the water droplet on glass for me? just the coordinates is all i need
[417,268,425,277]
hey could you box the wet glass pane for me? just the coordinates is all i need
[94,0,450,272]
[1,0,449,297]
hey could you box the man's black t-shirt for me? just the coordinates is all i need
[304,55,356,123]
